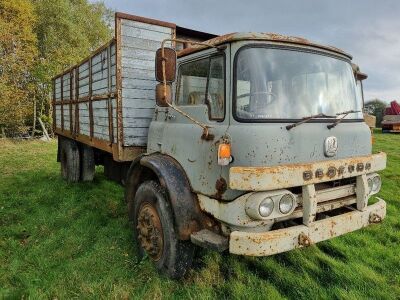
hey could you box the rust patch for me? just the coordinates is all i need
[214,177,227,199]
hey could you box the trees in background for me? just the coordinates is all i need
[0,0,38,136]
[365,99,387,127]
[0,0,113,137]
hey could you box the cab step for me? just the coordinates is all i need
[190,229,229,252]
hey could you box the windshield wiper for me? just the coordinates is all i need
[327,110,361,129]
[286,113,336,130]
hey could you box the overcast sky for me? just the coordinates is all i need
[100,0,400,102]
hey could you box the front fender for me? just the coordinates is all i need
[125,153,209,240]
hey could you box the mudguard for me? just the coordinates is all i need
[125,153,207,240]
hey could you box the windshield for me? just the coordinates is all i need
[234,46,363,120]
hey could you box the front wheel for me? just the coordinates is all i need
[131,181,195,279]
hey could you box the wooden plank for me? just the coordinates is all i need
[92,100,108,109]
[92,77,108,87]
[123,118,152,128]
[78,61,90,72]
[121,56,154,70]
[122,88,154,99]
[79,69,90,79]
[121,47,156,61]
[122,67,154,81]
[122,108,154,119]
[121,18,172,34]
[92,87,109,96]
[122,98,155,109]
[92,50,107,65]
[92,61,108,74]
[92,71,108,81]
[79,77,90,87]
[123,127,149,137]
[121,24,171,42]
[122,78,157,90]
[121,36,170,51]
[92,82,108,91]
[123,134,148,146]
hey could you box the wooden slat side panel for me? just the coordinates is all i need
[120,19,173,146]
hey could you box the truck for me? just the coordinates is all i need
[382,101,400,133]
[52,12,387,278]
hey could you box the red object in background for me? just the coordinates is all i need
[385,101,400,115]
[391,101,400,115]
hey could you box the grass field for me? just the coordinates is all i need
[1,131,399,299]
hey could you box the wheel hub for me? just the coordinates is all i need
[137,203,163,261]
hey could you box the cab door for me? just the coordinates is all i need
[159,47,231,197]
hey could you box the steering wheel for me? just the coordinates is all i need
[237,91,277,105]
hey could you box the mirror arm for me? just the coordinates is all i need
[165,102,214,141]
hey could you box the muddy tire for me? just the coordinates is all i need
[60,138,80,182]
[80,144,95,182]
[131,180,195,279]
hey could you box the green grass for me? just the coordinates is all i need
[1,131,400,299]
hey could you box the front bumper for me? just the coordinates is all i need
[229,198,386,256]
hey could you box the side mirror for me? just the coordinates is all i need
[155,47,176,83]
[156,83,172,107]
[356,72,368,81]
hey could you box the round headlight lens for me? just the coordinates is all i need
[279,194,295,214]
[367,177,373,194]
[372,175,381,193]
[259,198,274,217]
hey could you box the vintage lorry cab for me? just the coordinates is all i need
[53,13,386,278]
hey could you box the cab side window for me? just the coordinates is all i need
[176,55,225,120]
[207,56,225,120]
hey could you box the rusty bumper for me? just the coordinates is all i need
[229,198,386,256]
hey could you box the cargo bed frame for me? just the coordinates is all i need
[52,13,214,162]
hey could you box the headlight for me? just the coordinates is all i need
[367,174,381,195]
[245,190,297,220]
[259,198,274,217]
[367,177,373,193]
[279,194,295,214]
[371,175,381,194]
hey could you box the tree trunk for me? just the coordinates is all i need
[1,126,5,138]
[38,117,50,141]
[32,97,37,137]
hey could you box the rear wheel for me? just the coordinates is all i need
[80,144,95,181]
[59,138,80,182]
[131,180,195,279]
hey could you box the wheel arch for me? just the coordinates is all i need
[125,153,209,240]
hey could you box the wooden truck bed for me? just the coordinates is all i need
[52,13,175,161]
[52,13,216,161]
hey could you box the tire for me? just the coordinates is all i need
[80,144,95,182]
[59,138,80,183]
[131,180,195,279]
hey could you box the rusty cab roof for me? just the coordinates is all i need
[177,32,352,59]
